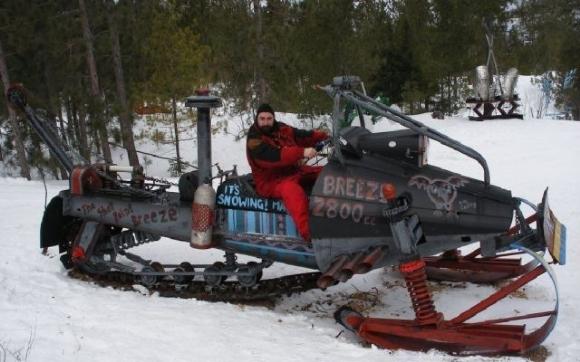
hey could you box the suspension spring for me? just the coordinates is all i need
[111,230,160,251]
[399,259,442,326]
[224,251,238,269]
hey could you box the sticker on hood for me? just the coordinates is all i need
[409,175,469,211]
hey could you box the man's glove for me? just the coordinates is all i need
[315,139,331,152]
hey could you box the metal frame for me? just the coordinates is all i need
[321,76,491,185]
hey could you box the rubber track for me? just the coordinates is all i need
[69,268,322,303]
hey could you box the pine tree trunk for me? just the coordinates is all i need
[57,101,66,143]
[106,0,140,167]
[79,0,112,163]
[447,74,452,114]
[253,0,268,102]
[71,94,91,162]
[65,96,78,150]
[43,63,68,179]
[453,76,458,114]
[92,125,101,159]
[172,96,182,174]
[0,38,31,180]
[56,99,71,173]
[76,98,90,161]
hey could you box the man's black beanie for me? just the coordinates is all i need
[255,103,275,121]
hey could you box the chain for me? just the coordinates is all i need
[144,176,179,187]
[94,170,159,199]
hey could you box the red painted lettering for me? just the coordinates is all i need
[323,176,335,195]
[335,177,346,197]
[168,208,177,221]
[355,180,365,199]
[366,181,378,201]
[312,197,325,217]
[131,215,142,226]
[345,177,355,198]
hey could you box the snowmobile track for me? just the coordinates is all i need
[69,268,322,303]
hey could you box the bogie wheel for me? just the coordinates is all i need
[248,261,263,281]
[237,265,258,287]
[139,266,157,288]
[204,262,227,287]
[150,262,165,273]
[237,261,262,287]
[140,262,164,287]
[174,262,195,284]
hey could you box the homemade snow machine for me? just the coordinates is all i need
[6,76,566,356]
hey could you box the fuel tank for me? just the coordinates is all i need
[474,65,491,101]
[502,67,519,100]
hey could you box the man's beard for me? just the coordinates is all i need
[260,125,274,135]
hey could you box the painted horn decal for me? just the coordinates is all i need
[409,175,469,211]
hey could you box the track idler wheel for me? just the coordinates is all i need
[204,262,227,287]
[236,262,262,287]
[173,262,195,284]
[139,262,164,288]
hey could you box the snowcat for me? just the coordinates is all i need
[5,76,566,356]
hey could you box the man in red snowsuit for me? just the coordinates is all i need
[246,104,328,242]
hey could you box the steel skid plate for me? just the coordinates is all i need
[423,248,538,283]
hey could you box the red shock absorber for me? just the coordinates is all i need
[399,259,442,326]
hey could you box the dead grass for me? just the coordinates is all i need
[524,345,551,362]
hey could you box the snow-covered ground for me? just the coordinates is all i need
[1,110,579,362]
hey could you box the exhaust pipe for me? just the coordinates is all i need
[185,89,222,184]
[354,247,385,275]
[337,252,366,282]
[185,90,222,249]
[317,255,349,289]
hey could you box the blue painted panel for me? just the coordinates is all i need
[222,239,317,269]
[222,208,300,238]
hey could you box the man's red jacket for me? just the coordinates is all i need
[246,121,328,197]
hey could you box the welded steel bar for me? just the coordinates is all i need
[346,89,491,185]
[19,104,77,172]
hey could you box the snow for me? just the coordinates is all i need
[1,79,580,362]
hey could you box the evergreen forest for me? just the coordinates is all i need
[0,0,578,179]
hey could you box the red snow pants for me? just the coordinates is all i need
[270,166,322,242]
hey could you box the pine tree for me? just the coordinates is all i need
[137,2,209,174]
[0,38,31,179]
[105,0,140,167]
[79,0,112,163]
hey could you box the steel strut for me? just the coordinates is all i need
[424,213,541,283]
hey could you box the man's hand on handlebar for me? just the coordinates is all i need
[303,147,318,159]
